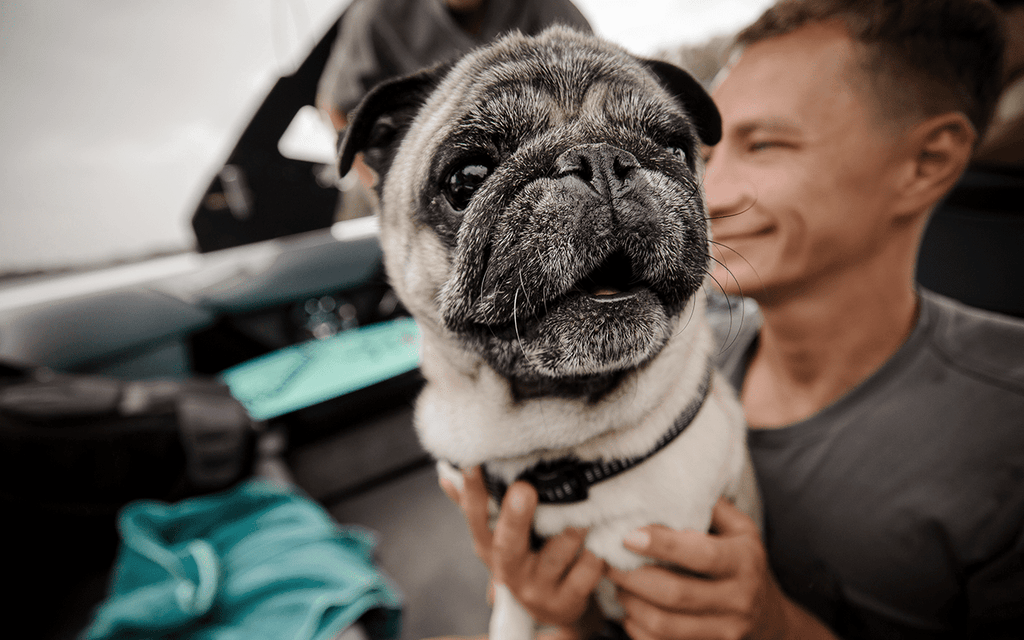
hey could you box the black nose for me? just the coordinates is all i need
[554,143,638,198]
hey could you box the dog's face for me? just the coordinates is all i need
[340,27,720,397]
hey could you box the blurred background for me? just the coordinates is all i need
[3,2,1022,639]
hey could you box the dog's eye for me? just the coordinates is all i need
[445,162,492,211]
[666,146,687,164]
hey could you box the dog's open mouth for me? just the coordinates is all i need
[456,239,694,340]
[576,250,645,300]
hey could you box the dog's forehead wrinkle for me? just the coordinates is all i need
[457,89,558,151]
[412,28,682,158]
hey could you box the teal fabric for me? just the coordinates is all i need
[220,317,421,421]
[83,480,402,640]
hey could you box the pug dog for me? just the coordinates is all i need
[338,26,759,640]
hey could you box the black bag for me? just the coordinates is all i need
[0,361,259,638]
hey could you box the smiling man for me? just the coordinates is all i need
[616,0,1024,637]
[446,1,1024,639]
[705,13,981,428]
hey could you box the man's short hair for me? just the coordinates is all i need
[736,0,1006,138]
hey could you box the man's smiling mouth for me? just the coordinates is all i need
[714,224,776,243]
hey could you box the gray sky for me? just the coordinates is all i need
[0,0,772,274]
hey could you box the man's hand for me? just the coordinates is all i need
[440,467,606,632]
[608,498,837,640]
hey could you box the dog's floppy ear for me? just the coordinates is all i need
[338,62,451,182]
[642,59,722,146]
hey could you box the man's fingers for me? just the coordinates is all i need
[525,540,605,627]
[492,481,539,583]
[460,467,494,560]
[461,466,489,508]
[710,497,760,536]
[621,619,659,640]
[558,546,606,602]
[535,528,587,583]
[439,477,459,504]
[618,590,693,640]
[608,564,732,614]
[619,592,738,640]
[536,529,606,595]
[622,524,737,578]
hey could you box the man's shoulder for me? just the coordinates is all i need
[921,288,1024,392]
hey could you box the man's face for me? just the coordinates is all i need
[705,23,905,302]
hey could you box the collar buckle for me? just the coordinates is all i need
[521,456,590,504]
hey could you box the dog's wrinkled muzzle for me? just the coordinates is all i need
[445,144,707,331]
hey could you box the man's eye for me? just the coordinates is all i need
[444,162,492,210]
[750,141,780,152]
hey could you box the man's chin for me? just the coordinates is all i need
[710,264,751,297]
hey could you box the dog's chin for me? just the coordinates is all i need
[461,286,677,398]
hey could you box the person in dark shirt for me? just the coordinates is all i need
[444,1,1024,639]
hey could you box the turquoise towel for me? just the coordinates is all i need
[221,317,421,421]
[83,480,402,640]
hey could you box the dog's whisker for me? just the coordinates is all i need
[512,286,542,370]
[670,290,699,342]
[704,198,757,222]
[532,246,550,316]
[702,265,744,356]
[708,240,767,297]
[518,267,534,313]
[705,254,745,302]
[512,287,524,355]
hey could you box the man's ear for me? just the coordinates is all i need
[338,62,450,185]
[895,112,976,216]
[642,59,722,146]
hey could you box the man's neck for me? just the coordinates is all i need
[741,265,919,428]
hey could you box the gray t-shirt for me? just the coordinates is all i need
[317,0,592,116]
[711,289,1024,639]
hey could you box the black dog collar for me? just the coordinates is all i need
[483,365,714,505]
